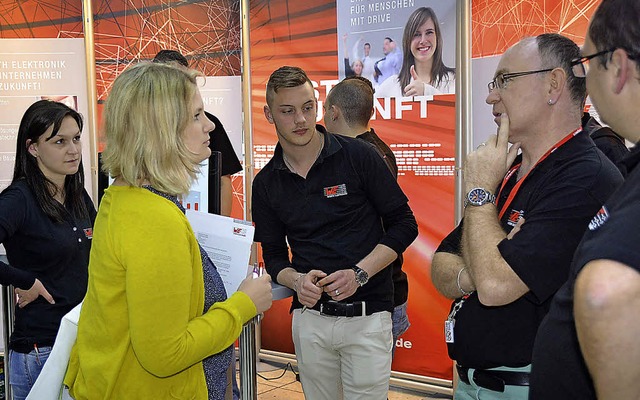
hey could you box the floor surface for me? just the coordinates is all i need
[244,361,453,400]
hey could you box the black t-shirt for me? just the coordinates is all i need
[0,180,96,351]
[356,129,408,307]
[253,126,418,313]
[436,132,623,369]
[206,112,242,177]
[531,143,640,399]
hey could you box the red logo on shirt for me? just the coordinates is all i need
[83,228,93,239]
[324,184,347,198]
[588,206,610,231]
[507,210,523,227]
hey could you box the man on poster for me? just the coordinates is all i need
[252,66,418,400]
[352,38,376,82]
[431,33,622,399]
[531,0,640,398]
[373,37,402,85]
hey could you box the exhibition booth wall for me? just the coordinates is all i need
[0,0,598,387]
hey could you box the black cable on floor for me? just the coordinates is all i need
[256,362,299,381]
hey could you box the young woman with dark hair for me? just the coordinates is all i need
[0,99,96,400]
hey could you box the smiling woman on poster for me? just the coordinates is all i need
[375,7,455,98]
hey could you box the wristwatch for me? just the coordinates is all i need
[464,187,496,208]
[352,266,369,287]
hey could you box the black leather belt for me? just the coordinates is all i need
[10,342,53,354]
[314,300,367,317]
[456,364,530,392]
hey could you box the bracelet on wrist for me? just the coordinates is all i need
[457,267,472,296]
[293,272,306,292]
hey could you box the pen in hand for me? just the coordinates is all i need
[300,273,324,314]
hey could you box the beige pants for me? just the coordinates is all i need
[292,309,393,400]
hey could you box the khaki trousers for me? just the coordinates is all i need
[291,308,392,400]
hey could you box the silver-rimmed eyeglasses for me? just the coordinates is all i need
[487,68,554,93]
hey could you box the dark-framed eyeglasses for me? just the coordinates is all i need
[570,49,616,78]
[571,47,640,77]
[487,68,554,93]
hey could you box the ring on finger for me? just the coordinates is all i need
[335,289,340,296]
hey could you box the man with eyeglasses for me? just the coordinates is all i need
[531,1,640,399]
[431,33,622,400]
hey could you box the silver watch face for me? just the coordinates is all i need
[353,267,368,286]
[467,188,494,206]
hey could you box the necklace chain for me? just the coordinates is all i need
[283,132,324,176]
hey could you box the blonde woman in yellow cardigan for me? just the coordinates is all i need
[64,62,273,399]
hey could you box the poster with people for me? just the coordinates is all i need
[337,1,456,97]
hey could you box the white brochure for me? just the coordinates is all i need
[186,210,254,296]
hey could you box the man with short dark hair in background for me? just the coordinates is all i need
[323,76,411,354]
[153,50,242,217]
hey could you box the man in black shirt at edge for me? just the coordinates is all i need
[252,66,418,400]
[323,76,411,354]
[531,1,640,398]
[430,33,623,399]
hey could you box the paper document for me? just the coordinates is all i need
[186,210,254,296]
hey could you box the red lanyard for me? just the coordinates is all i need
[496,128,582,220]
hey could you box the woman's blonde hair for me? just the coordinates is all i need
[101,62,203,195]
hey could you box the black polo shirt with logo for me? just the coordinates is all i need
[436,131,623,369]
[253,125,418,314]
[0,180,96,351]
[531,143,640,399]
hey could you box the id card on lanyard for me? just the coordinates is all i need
[445,296,468,343]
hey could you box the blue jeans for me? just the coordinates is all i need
[391,301,410,358]
[9,346,52,400]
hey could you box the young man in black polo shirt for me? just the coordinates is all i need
[323,76,411,354]
[252,66,417,400]
[531,1,640,398]
[431,34,623,399]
